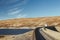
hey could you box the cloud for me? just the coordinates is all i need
[0,0,22,5]
[7,0,29,16]
[7,7,27,18]
[7,0,29,19]
[8,8,24,15]
[0,0,29,20]
[6,0,29,9]
[16,14,27,18]
[20,0,29,5]
[7,8,27,18]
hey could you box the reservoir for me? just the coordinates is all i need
[0,29,33,35]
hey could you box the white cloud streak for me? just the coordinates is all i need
[7,8,27,18]
[16,14,27,18]
[6,0,29,19]
[8,8,23,15]
[7,0,29,14]
[0,0,29,20]
[7,0,29,9]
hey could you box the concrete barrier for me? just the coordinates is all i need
[41,28,60,40]
[55,26,60,32]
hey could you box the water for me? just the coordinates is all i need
[0,29,33,35]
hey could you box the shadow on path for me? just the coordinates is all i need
[46,26,58,32]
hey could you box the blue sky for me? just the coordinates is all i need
[0,0,60,20]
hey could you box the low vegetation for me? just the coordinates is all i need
[0,16,60,28]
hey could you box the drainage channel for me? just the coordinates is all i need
[0,29,33,35]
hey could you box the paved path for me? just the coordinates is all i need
[35,27,46,40]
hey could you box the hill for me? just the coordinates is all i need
[0,16,60,28]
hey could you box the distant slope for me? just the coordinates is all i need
[0,16,60,28]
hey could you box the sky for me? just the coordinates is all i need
[0,0,60,20]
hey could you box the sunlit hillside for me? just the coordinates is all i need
[0,16,60,28]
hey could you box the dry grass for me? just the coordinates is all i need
[0,16,60,28]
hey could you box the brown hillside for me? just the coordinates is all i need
[0,16,60,28]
